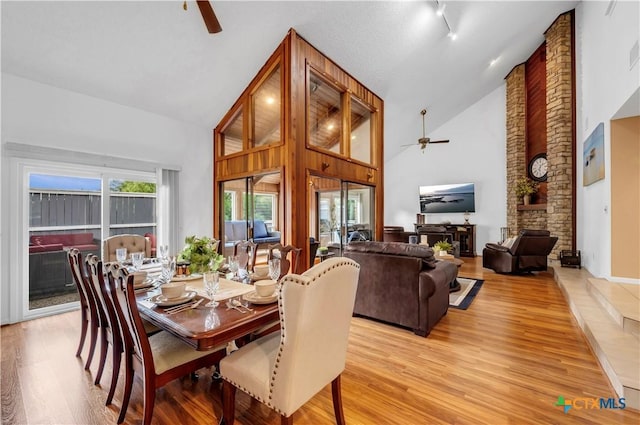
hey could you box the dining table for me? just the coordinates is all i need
[136,275,280,351]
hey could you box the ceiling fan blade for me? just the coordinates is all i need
[429,139,450,144]
[196,1,222,33]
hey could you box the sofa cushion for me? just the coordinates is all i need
[346,241,438,268]
[30,233,98,252]
[253,220,268,238]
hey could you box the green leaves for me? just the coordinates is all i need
[178,235,223,273]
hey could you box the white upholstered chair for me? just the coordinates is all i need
[219,257,360,425]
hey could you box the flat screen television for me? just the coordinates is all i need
[419,183,476,213]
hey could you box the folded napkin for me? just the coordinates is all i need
[186,280,254,302]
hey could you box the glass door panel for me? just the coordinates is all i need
[108,178,157,238]
[252,64,282,148]
[343,182,375,243]
[28,173,101,310]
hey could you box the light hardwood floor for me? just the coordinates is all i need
[2,257,639,424]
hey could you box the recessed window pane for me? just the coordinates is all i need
[309,72,342,154]
[350,97,372,164]
[222,108,243,155]
[252,65,281,147]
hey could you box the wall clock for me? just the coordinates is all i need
[528,153,548,182]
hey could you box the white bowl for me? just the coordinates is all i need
[161,282,186,299]
[132,271,148,285]
[253,264,269,278]
[254,279,277,297]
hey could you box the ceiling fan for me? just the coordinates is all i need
[186,1,222,34]
[402,109,450,152]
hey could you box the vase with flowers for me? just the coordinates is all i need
[178,235,224,274]
[515,177,538,205]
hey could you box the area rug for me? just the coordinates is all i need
[449,278,484,310]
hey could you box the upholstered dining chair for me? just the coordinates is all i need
[267,243,302,276]
[107,264,227,425]
[103,234,151,262]
[219,257,360,425]
[67,248,96,365]
[233,240,258,272]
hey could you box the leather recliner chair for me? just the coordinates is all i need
[482,229,558,274]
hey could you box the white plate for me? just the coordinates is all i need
[243,290,278,305]
[171,273,202,282]
[149,291,197,307]
[249,273,270,281]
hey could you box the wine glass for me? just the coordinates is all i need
[131,252,144,271]
[158,244,169,259]
[268,258,281,282]
[116,247,127,264]
[161,256,176,283]
[228,256,239,281]
[203,271,219,307]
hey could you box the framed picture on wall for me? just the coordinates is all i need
[583,122,605,186]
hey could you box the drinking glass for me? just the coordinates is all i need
[227,256,239,281]
[131,252,144,271]
[116,247,127,264]
[158,244,169,259]
[268,258,281,282]
[203,271,219,307]
[161,256,176,283]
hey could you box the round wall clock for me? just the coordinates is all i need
[528,153,548,182]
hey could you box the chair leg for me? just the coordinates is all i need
[94,327,109,385]
[85,321,99,370]
[76,311,88,357]
[105,344,122,405]
[220,380,236,425]
[280,414,293,425]
[142,379,156,425]
[331,375,345,425]
[117,354,134,424]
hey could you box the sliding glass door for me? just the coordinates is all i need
[25,166,157,313]
[309,175,375,259]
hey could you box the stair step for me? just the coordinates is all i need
[553,266,640,410]
[587,278,640,337]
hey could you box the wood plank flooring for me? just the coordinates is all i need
[2,257,639,424]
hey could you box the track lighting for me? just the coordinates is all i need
[434,0,457,41]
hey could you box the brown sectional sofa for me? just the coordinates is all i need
[344,241,458,336]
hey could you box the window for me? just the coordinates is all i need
[251,64,282,148]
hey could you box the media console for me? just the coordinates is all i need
[414,223,476,257]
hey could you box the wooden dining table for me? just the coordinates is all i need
[136,276,279,351]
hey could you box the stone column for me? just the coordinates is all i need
[505,64,526,236]
[545,12,574,257]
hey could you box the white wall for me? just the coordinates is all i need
[1,73,214,323]
[384,85,507,252]
[575,1,640,278]
[1,73,214,239]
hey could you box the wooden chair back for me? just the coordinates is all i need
[267,243,302,276]
[233,240,258,271]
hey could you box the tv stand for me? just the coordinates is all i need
[414,223,476,257]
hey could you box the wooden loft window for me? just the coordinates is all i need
[307,67,376,166]
[350,96,373,164]
[220,107,243,156]
[251,63,282,148]
[308,70,344,155]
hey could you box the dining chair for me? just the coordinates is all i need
[103,234,151,262]
[233,240,258,272]
[67,248,95,363]
[219,257,360,425]
[107,264,228,425]
[85,254,123,404]
[267,243,302,277]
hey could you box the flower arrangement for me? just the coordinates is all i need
[178,235,224,274]
[433,239,452,253]
[515,177,539,198]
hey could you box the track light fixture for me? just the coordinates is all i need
[434,0,456,40]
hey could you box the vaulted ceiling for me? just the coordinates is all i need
[1,1,578,160]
